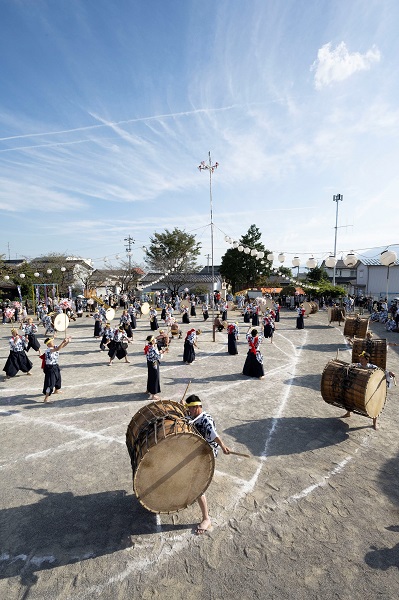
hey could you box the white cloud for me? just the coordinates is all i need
[311,42,381,90]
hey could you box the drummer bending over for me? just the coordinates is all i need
[341,351,395,429]
[183,395,230,535]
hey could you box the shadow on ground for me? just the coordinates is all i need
[0,487,192,584]
[225,416,349,457]
[364,451,399,571]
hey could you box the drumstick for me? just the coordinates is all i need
[180,380,191,404]
[229,451,251,458]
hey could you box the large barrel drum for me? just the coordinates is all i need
[303,301,318,316]
[126,400,215,513]
[344,315,369,338]
[351,338,387,370]
[321,359,387,419]
[328,306,346,324]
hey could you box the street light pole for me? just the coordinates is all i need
[332,194,343,287]
[198,152,219,341]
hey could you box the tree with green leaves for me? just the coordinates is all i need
[144,228,202,294]
[220,225,271,292]
[306,265,330,283]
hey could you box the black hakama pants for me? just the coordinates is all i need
[244,313,250,323]
[108,341,127,360]
[43,364,61,395]
[221,310,227,321]
[94,321,102,337]
[3,351,33,377]
[150,317,158,331]
[203,310,209,321]
[275,311,280,323]
[242,351,264,378]
[296,315,304,329]
[123,323,133,338]
[182,313,190,324]
[161,308,166,320]
[130,315,137,329]
[227,333,238,355]
[147,360,161,394]
[263,324,274,339]
[183,341,195,364]
[190,306,196,317]
[26,333,40,352]
[252,314,259,326]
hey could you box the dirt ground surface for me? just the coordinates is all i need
[1,307,399,600]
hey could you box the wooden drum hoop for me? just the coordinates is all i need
[321,359,387,419]
[126,400,215,513]
[351,338,387,370]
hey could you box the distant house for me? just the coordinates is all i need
[138,266,223,297]
[321,259,360,294]
[90,267,144,296]
[355,257,399,301]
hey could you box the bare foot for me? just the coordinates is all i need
[53,390,63,394]
[373,418,379,430]
[195,519,212,535]
[341,411,351,418]
[125,360,130,363]
[26,372,32,376]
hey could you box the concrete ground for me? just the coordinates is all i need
[0,307,398,600]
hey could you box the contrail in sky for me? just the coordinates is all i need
[0,105,239,142]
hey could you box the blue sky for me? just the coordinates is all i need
[1,0,398,271]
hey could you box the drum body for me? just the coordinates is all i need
[303,301,318,316]
[328,307,346,323]
[351,338,387,370]
[321,359,387,419]
[344,315,369,338]
[126,401,215,513]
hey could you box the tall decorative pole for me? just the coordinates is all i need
[198,152,219,341]
[332,194,343,287]
[124,235,135,292]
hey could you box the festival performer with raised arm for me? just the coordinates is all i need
[107,326,130,366]
[21,317,41,353]
[120,309,133,340]
[3,328,33,379]
[251,303,260,327]
[182,394,231,535]
[183,328,201,364]
[263,309,275,343]
[227,322,239,355]
[341,351,395,429]
[144,335,166,400]
[243,327,264,379]
[93,309,104,338]
[42,336,71,403]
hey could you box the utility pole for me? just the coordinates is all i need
[198,152,219,341]
[332,194,343,287]
[124,235,135,292]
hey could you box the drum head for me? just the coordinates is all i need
[53,313,69,331]
[302,301,312,316]
[105,307,115,321]
[141,302,150,315]
[134,432,215,513]
[180,299,189,309]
